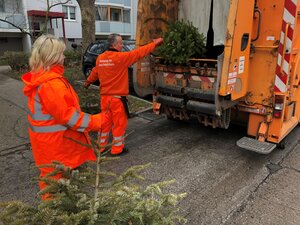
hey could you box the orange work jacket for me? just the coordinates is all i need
[87,42,156,96]
[22,65,103,168]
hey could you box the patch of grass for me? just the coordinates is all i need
[73,83,152,115]
[3,69,24,80]
[2,65,85,82]
[0,57,7,65]
[128,95,152,113]
[64,66,86,84]
[73,83,100,114]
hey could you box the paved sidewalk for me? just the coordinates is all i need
[0,70,39,203]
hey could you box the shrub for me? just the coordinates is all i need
[3,51,29,71]
[156,20,206,65]
[64,49,82,67]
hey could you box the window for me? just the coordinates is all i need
[123,9,130,23]
[0,0,4,12]
[0,37,8,43]
[110,8,121,22]
[89,43,106,55]
[33,22,40,31]
[95,6,131,23]
[96,6,108,21]
[62,5,76,20]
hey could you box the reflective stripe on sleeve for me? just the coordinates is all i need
[77,113,91,132]
[29,111,53,121]
[29,88,54,121]
[67,110,81,127]
[29,124,67,133]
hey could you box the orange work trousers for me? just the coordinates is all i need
[99,96,127,154]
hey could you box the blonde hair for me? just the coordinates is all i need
[29,34,66,72]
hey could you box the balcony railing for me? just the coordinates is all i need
[95,21,131,35]
[95,0,131,7]
[0,13,26,30]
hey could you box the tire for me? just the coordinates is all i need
[132,64,153,98]
[278,137,287,150]
[84,66,92,78]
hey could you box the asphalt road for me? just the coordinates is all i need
[0,69,299,224]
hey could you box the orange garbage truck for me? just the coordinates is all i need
[134,0,300,154]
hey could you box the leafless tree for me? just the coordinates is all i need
[0,0,32,37]
[0,0,71,39]
[1,0,96,52]
[40,0,71,34]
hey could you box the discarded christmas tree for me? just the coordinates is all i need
[156,20,206,65]
[0,138,187,225]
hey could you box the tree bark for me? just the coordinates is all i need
[77,0,96,54]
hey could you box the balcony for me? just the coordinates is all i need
[95,0,131,7]
[95,21,131,35]
[0,13,26,30]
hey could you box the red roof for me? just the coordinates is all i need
[27,10,65,18]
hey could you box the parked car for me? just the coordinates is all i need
[82,40,136,87]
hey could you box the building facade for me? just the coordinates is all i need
[0,0,137,54]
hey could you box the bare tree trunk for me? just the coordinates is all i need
[40,0,71,36]
[77,0,96,54]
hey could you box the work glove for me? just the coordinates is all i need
[153,37,163,46]
[83,80,91,89]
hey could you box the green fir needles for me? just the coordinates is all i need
[0,150,187,225]
[156,20,206,65]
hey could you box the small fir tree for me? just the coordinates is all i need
[156,20,206,65]
[0,137,187,225]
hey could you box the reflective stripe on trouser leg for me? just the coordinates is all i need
[110,98,128,154]
[100,96,114,152]
[99,132,110,152]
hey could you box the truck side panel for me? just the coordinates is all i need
[219,0,255,100]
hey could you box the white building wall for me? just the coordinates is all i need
[131,0,137,40]
[0,0,137,52]
[26,0,82,40]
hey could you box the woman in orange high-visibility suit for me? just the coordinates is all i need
[85,34,163,155]
[22,35,108,200]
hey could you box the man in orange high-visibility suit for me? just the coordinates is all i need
[84,33,163,155]
[22,35,108,200]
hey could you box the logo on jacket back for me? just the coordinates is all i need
[99,59,115,67]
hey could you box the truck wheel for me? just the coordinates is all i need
[220,108,231,129]
[84,66,92,78]
[278,137,287,150]
[132,64,153,98]
[166,115,180,121]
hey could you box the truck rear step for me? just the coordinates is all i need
[236,137,276,154]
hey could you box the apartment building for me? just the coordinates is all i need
[0,0,137,54]
[0,0,30,53]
